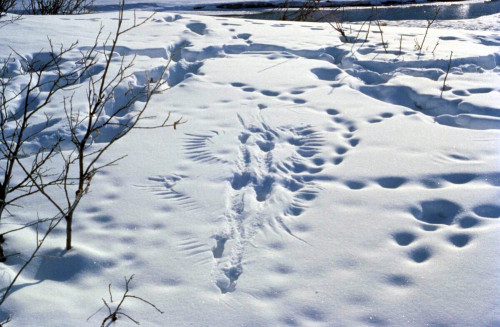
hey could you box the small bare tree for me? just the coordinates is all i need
[0,0,183,317]
[0,41,94,261]
[0,0,16,17]
[0,21,96,310]
[19,0,184,251]
[23,0,93,14]
[414,7,440,54]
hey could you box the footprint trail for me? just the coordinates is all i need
[212,114,324,293]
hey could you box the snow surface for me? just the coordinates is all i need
[1,4,500,327]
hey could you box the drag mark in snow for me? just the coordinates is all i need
[212,115,324,293]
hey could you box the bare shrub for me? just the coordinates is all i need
[0,0,182,317]
[275,0,339,22]
[20,1,184,250]
[23,0,93,14]
[0,11,98,309]
[348,12,373,50]
[375,7,388,54]
[329,9,350,43]
[0,0,16,17]
[100,275,163,326]
[414,7,440,54]
[0,40,91,261]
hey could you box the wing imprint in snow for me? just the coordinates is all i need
[212,115,325,293]
[137,174,199,211]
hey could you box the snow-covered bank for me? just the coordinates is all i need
[0,6,499,327]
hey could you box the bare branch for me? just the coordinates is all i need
[415,7,440,54]
[100,275,163,327]
[375,7,388,54]
[441,51,453,98]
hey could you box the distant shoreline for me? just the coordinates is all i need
[223,0,499,22]
[7,0,494,17]
[206,0,472,10]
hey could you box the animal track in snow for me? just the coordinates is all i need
[344,180,366,190]
[353,69,500,130]
[138,174,199,211]
[325,108,360,166]
[151,23,499,133]
[229,82,308,105]
[409,246,432,263]
[382,168,497,268]
[186,22,207,35]
[367,112,395,125]
[385,274,413,287]
[330,171,499,191]
[448,234,471,248]
[387,192,498,267]
[175,235,213,266]
[392,231,417,246]
[458,216,481,228]
[212,114,324,293]
[410,199,462,225]
[473,204,500,219]
[183,131,230,164]
[375,177,408,189]
[158,14,182,23]
[311,67,342,81]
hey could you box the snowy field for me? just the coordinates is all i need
[0,1,499,326]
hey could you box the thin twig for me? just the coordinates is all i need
[441,51,453,98]
[416,7,440,55]
[375,7,387,54]
[399,35,403,56]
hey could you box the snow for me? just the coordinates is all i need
[1,2,499,326]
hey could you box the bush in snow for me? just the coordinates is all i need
[23,0,93,14]
[0,0,183,312]
[0,0,16,16]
